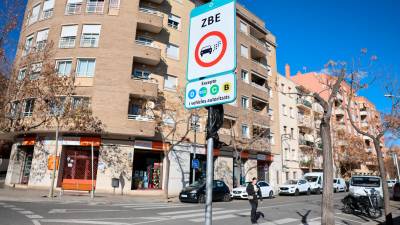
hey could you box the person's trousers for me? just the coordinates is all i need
[249,200,258,223]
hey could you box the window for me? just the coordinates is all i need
[164,74,177,90]
[166,44,180,60]
[109,0,120,10]
[285,172,289,181]
[240,45,248,58]
[10,101,20,118]
[281,83,285,93]
[133,69,150,80]
[41,0,55,19]
[23,35,34,56]
[136,36,153,46]
[30,62,42,80]
[56,59,72,76]
[289,107,294,118]
[66,0,83,14]
[36,29,49,51]
[24,99,35,117]
[50,97,66,115]
[241,124,249,138]
[29,4,41,25]
[268,108,274,120]
[168,14,181,30]
[241,70,249,83]
[240,21,248,34]
[59,25,78,48]
[72,96,90,109]
[290,128,294,138]
[81,25,101,47]
[86,0,105,14]
[76,59,96,77]
[288,87,292,98]
[17,68,27,80]
[283,126,287,134]
[241,96,249,109]
[282,104,287,116]
[269,131,275,145]
[284,148,289,160]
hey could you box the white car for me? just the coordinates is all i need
[387,179,397,188]
[231,181,274,199]
[333,178,347,192]
[279,179,311,196]
[304,172,323,194]
[349,176,383,198]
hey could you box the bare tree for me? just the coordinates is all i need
[152,90,205,199]
[344,50,400,224]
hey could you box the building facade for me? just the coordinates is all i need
[4,0,279,196]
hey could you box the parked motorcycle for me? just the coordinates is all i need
[342,188,382,219]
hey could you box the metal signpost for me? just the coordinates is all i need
[185,1,236,224]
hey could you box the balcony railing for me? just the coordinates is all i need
[251,59,268,69]
[86,1,105,14]
[80,36,99,47]
[23,111,33,117]
[299,139,313,147]
[135,39,155,47]
[249,34,268,48]
[128,114,154,121]
[59,37,76,48]
[65,3,82,15]
[109,0,120,10]
[297,98,312,108]
[36,41,47,52]
[40,9,53,20]
[139,7,163,17]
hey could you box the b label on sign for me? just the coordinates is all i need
[187,0,236,81]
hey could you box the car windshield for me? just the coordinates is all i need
[351,177,380,187]
[285,180,298,185]
[189,181,205,188]
[305,176,318,182]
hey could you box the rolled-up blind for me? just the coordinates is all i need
[67,0,83,4]
[82,25,101,34]
[43,0,55,11]
[36,29,49,42]
[61,25,78,37]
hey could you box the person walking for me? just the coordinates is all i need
[246,177,263,224]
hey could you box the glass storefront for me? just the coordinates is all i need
[131,150,163,190]
[189,154,207,183]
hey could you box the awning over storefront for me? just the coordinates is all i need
[134,140,170,152]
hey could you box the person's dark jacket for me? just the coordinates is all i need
[246,182,262,201]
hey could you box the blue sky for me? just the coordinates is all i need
[238,0,399,144]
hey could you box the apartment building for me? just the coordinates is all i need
[289,68,383,177]
[5,0,279,195]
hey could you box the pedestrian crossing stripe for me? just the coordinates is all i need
[189,214,237,222]
[159,208,223,215]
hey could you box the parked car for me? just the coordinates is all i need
[279,179,311,196]
[304,172,323,194]
[387,179,396,188]
[231,181,274,199]
[334,178,347,192]
[392,182,400,201]
[349,176,383,198]
[179,180,231,203]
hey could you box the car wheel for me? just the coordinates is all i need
[198,194,205,204]
[316,187,321,195]
[334,188,337,193]
[223,193,231,202]
[269,191,273,199]
[295,189,300,196]
[307,188,311,195]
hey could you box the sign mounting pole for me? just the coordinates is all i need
[205,107,214,225]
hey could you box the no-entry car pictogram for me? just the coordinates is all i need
[195,31,227,68]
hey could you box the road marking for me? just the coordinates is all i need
[170,209,238,219]
[49,209,128,214]
[3,205,15,208]
[32,219,42,225]
[113,203,176,206]
[158,208,223,215]
[11,207,24,211]
[335,216,364,224]
[189,214,237,222]
[19,210,34,214]
[39,219,131,225]
[133,205,196,210]
[274,218,299,224]
[26,215,43,219]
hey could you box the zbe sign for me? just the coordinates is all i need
[185,0,237,109]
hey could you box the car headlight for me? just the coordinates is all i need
[190,190,197,194]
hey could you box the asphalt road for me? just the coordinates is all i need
[0,192,398,225]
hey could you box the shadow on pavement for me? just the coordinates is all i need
[296,210,311,225]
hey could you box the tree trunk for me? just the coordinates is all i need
[321,120,334,225]
[373,139,392,225]
[163,151,170,200]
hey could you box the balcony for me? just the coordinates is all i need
[129,78,158,98]
[299,139,313,148]
[360,110,368,116]
[146,0,165,3]
[65,3,83,15]
[86,1,104,14]
[298,115,312,128]
[250,47,268,75]
[336,122,346,130]
[252,96,269,115]
[361,121,368,128]
[133,41,161,66]
[334,107,345,115]
[137,7,163,33]
[297,98,312,109]
[313,103,324,114]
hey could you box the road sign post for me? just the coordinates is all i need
[185,1,236,225]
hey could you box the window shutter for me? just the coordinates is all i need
[61,25,78,37]
[67,0,83,3]
[43,0,55,11]
[82,25,101,34]
[36,29,49,42]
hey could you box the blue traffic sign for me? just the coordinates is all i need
[192,159,200,169]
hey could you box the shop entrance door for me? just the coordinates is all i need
[257,161,267,181]
[131,150,163,190]
[20,147,33,184]
[189,154,207,184]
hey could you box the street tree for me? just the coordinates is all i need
[344,49,400,224]
[0,42,103,198]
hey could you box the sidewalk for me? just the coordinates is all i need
[0,185,179,204]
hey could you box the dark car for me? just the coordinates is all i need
[200,45,212,57]
[392,182,400,201]
[179,180,231,203]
